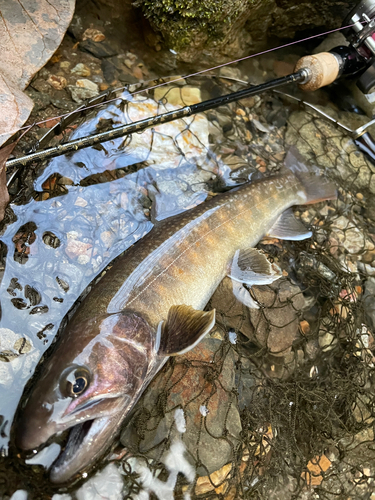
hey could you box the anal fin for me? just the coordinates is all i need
[228,248,282,285]
[157,305,215,356]
[267,208,312,240]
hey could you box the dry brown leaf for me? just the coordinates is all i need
[0,74,34,147]
[0,0,75,146]
[301,454,331,486]
[195,463,232,495]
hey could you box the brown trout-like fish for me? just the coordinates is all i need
[15,168,335,483]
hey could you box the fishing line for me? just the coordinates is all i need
[0,22,358,141]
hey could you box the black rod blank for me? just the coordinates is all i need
[5,70,307,169]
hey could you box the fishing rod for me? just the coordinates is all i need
[5,0,375,171]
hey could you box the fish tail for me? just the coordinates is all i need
[296,173,337,204]
[285,146,337,204]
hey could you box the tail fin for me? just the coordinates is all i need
[285,146,337,204]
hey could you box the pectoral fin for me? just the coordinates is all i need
[157,305,216,356]
[228,248,282,309]
[267,208,312,240]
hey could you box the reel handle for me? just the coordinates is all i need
[294,52,341,91]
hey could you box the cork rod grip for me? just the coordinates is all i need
[294,52,340,91]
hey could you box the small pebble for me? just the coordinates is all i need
[356,192,364,200]
[132,66,143,80]
[47,75,67,90]
[68,79,99,102]
[76,79,98,92]
[60,61,71,70]
[300,320,310,335]
[71,63,91,77]
[82,28,105,42]
[99,83,109,91]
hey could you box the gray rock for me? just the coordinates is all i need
[24,89,51,112]
[71,63,91,77]
[79,39,117,58]
[67,80,99,103]
[211,277,306,356]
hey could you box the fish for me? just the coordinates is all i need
[14,164,336,484]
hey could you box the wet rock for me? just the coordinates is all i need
[79,39,117,58]
[71,63,91,77]
[211,277,306,356]
[31,77,51,94]
[318,329,338,352]
[60,61,71,71]
[101,57,135,84]
[120,338,242,475]
[132,65,143,80]
[50,96,76,110]
[24,88,51,112]
[219,66,243,80]
[211,277,254,340]
[154,85,201,106]
[68,14,84,40]
[68,79,99,103]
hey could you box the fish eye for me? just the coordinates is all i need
[61,367,91,398]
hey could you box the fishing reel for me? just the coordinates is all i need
[342,0,375,93]
[296,0,375,93]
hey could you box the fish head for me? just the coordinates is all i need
[15,310,157,483]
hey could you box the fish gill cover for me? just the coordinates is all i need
[0,75,375,499]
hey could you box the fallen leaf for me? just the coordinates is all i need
[0,74,33,147]
[301,454,331,486]
[0,0,76,146]
[195,463,232,495]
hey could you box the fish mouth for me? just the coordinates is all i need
[49,413,122,484]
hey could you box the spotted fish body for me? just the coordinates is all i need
[15,169,335,483]
[78,171,307,326]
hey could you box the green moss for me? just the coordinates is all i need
[135,0,253,51]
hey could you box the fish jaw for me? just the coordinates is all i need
[49,411,124,483]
